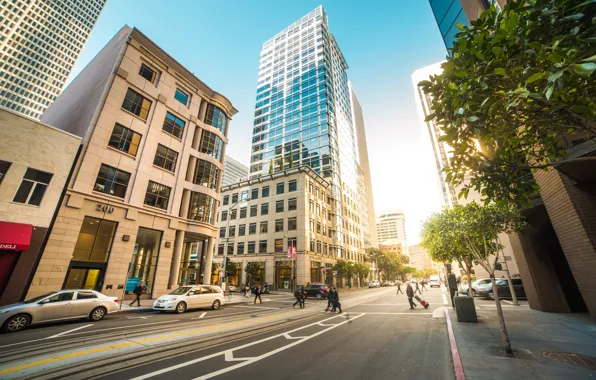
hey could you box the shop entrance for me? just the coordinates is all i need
[126,228,162,298]
[275,261,292,290]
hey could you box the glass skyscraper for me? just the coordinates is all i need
[250,6,366,261]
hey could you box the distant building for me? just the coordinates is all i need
[379,242,404,256]
[408,244,432,271]
[376,210,408,254]
[222,156,249,188]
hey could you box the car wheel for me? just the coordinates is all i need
[89,307,107,321]
[212,300,221,310]
[316,293,323,300]
[2,314,31,333]
[175,302,187,314]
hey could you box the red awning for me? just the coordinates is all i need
[0,222,33,251]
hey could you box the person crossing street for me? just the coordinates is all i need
[421,279,428,292]
[396,281,403,295]
[406,282,417,310]
[414,280,422,295]
[254,285,262,304]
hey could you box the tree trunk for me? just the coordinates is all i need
[466,263,473,298]
[490,274,513,355]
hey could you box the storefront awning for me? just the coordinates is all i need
[0,222,33,251]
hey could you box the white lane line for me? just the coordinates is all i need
[191,313,207,320]
[131,314,363,380]
[46,324,94,338]
[127,316,153,320]
[232,305,281,310]
[361,312,433,315]
[359,303,411,306]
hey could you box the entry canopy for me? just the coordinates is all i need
[0,221,33,251]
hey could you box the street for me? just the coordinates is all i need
[0,287,454,380]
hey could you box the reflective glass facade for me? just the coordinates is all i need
[429,0,469,51]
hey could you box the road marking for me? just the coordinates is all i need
[47,324,94,338]
[445,309,466,380]
[191,313,207,320]
[442,292,449,305]
[127,316,153,320]
[361,312,433,315]
[359,303,411,306]
[232,305,280,310]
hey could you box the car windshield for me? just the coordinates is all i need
[23,292,55,304]
[169,287,191,295]
[496,280,508,286]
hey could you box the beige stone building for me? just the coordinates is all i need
[214,167,368,290]
[27,26,237,300]
[408,244,432,272]
[0,108,81,305]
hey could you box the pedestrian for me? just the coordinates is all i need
[300,286,306,309]
[421,279,428,292]
[406,282,416,310]
[415,280,422,295]
[254,285,262,304]
[129,281,144,307]
[331,286,342,313]
[293,286,303,308]
[244,284,250,297]
[448,274,458,309]
[396,281,403,295]
[325,287,334,311]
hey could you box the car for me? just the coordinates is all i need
[369,280,380,288]
[488,278,526,300]
[388,281,395,286]
[429,275,441,288]
[303,283,329,299]
[459,278,492,296]
[0,290,118,333]
[381,281,390,287]
[153,285,225,313]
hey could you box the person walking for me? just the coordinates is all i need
[414,280,422,295]
[254,285,262,304]
[300,286,306,309]
[331,286,342,313]
[406,282,416,310]
[421,279,428,292]
[293,286,303,308]
[448,274,458,309]
[396,281,403,295]
[325,287,334,311]
[129,281,145,307]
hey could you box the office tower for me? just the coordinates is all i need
[0,0,107,119]
[222,155,249,187]
[376,211,408,253]
[408,245,433,271]
[27,26,237,300]
[249,6,366,262]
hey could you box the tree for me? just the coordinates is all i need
[225,258,239,278]
[289,153,295,169]
[332,260,349,288]
[244,262,262,285]
[399,266,417,281]
[366,248,385,281]
[419,0,596,207]
[354,262,371,287]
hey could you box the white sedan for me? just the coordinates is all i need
[153,285,225,313]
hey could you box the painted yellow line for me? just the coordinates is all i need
[0,310,298,375]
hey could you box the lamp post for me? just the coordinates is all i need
[221,196,250,293]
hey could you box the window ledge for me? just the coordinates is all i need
[10,201,41,208]
[142,203,169,213]
[106,145,138,159]
[92,190,127,201]
[152,164,176,175]
[120,108,148,123]
[161,129,183,141]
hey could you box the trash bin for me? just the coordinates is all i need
[454,296,477,322]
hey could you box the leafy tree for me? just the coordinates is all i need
[366,248,385,281]
[419,0,596,207]
[224,258,239,277]
[244,262,263,285]
[268,159,273,175]
[399,266,417,281]
[332,259,349,287]
[354,262,371,287]
[418,268,439,279]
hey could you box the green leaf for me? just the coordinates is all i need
[468,116,480,122]
[526,72,545,83]
[570,105,596,117]
[570,26,580,36]
[494,68,508,76]
[457,108,465,115]
[572,62,596,74]
[548,70,565,82]
[548,53,565,63]
[424,114,436,122]
[491,46,503,56]
[455,70,469,78]
[559,13,584,22]
[585,37,596,42]
[545,84,555,100]
[581,55,596,63]
[456,23,466,31]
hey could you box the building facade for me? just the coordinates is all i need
[222,155,249,188]
[376,210,408,253]
[26,26,237,301]
[249,6,368,263]
[0,0,107,119]
[0,108,81,305]
[379,242,404,256]
[408,244,433,271]
[215,167,348,289]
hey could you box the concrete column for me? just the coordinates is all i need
[179,189,191,219]
[198,100,208,121]
[192,126,202,150]
[186,156,197,183]
[168,230,185,289]
[202,237,215,285]
[240,259,247,286]
[265,257,275,285]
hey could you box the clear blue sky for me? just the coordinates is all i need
[69,0,449,244]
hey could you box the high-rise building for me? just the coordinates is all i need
[26,26,237,301]
[222,155,249,188]
[376,210,408,253]
[249,6,367,262]
[0,0,107,119]
[408,245,433,271]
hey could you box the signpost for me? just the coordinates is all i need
[288,246,296,292]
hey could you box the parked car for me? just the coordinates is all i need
[459,278,492,296]
[303,283,329,299]
[0,290,118,333]
[488,278,526,300]
[153,285,225,313]
[369,280,380,288]
[429,275,441,288]
[381,281,390,287]
[387,281,395,286]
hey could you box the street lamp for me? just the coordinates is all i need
[221,196,250,293]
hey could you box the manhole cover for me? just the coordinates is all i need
[544,352,596,370]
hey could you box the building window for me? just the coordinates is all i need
[205,104,227,134]
[221,210,228,221]
[139,63,156,83]
[288,198,297,211]
[229,226,236,237]
[241,190,249,201]
[309,182,313,192]
[219,228,226,238]
[108,124,141,156]
[316,222,321,234]
[218,244,224,255]
[144,181,171,210]
[316,187,319,197]
[223,195,229,206]
[261,203,269,215]
[288,217,297,231]
[13,168,53,206]
[72,217,117,262]
[317,241,322,253]
[309,200,314,212]
[288,237,297,248]
[310,238,315,251]
[249,223,257,234]
[227,244,234,256]
[175,88,189,106]
[93,164,130,198]
[163,112,185,139]
[251,188,259,200]
[187,192,216,223]
[232,193,239,204]
[276,182,284,194]
[275,239,284,252]
[239,224,246,236]
[193,160,219,190]
[289,179,297,192]
[275,219,284,232]
[0,160,11,186]
[262,186,270,197]
[259,240,267,253]
[154,144,178,172]
[250,205,258,217]
[230,209,237,220]
[316,204,320,215]
[240,207,247,218]
[237,242,245,254]
[323,225,327,236]
[122,88,151,120]
[310,219,314,231]
[248,241,256,254]
[323,243,328,255]
[276,200,284,213]
[199,131,224,161]
[260,221,268,234]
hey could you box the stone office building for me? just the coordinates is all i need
[26,26,237,300]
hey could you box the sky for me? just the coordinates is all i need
[68,0,449,245]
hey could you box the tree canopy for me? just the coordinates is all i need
[419,0,596,207]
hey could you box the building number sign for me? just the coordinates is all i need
[96,203,115,213]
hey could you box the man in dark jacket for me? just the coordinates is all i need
[406,282,416,310]
[325,286,334,311]
[254,285,262,304]
[331,286,342,313]
[129,281,145,307]
[293,286,303,308]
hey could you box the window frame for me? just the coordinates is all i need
[0,160,11,186]
[288,217,297,231]
[93,164,130,199]
[276,182,285,195]
[153,144,179,173]
[162,112,186,139]
[276,200,284,213]
[108,123,141,157]
[144,180,171,210]
[12,168,53,206]
[138,63,157,83]
[288,198,297,211]
[262,186,270,197]
[261,203,269,215]
[174,88,190,106]
[122,88,152,121]
[288,179,297,192]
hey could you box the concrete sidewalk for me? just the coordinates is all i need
[118,294,274,312]
[448,304,596,379]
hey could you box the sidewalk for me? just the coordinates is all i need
[448,304,596,379]
[119,294,274,312]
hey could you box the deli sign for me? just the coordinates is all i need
[0,244,18,250]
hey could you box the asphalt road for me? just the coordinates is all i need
[0,287,455,380]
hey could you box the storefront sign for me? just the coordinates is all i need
[0,244,17,250]
[96,203,115,213]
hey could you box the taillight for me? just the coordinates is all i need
[323,287,328,292]
[114,299,119,303]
